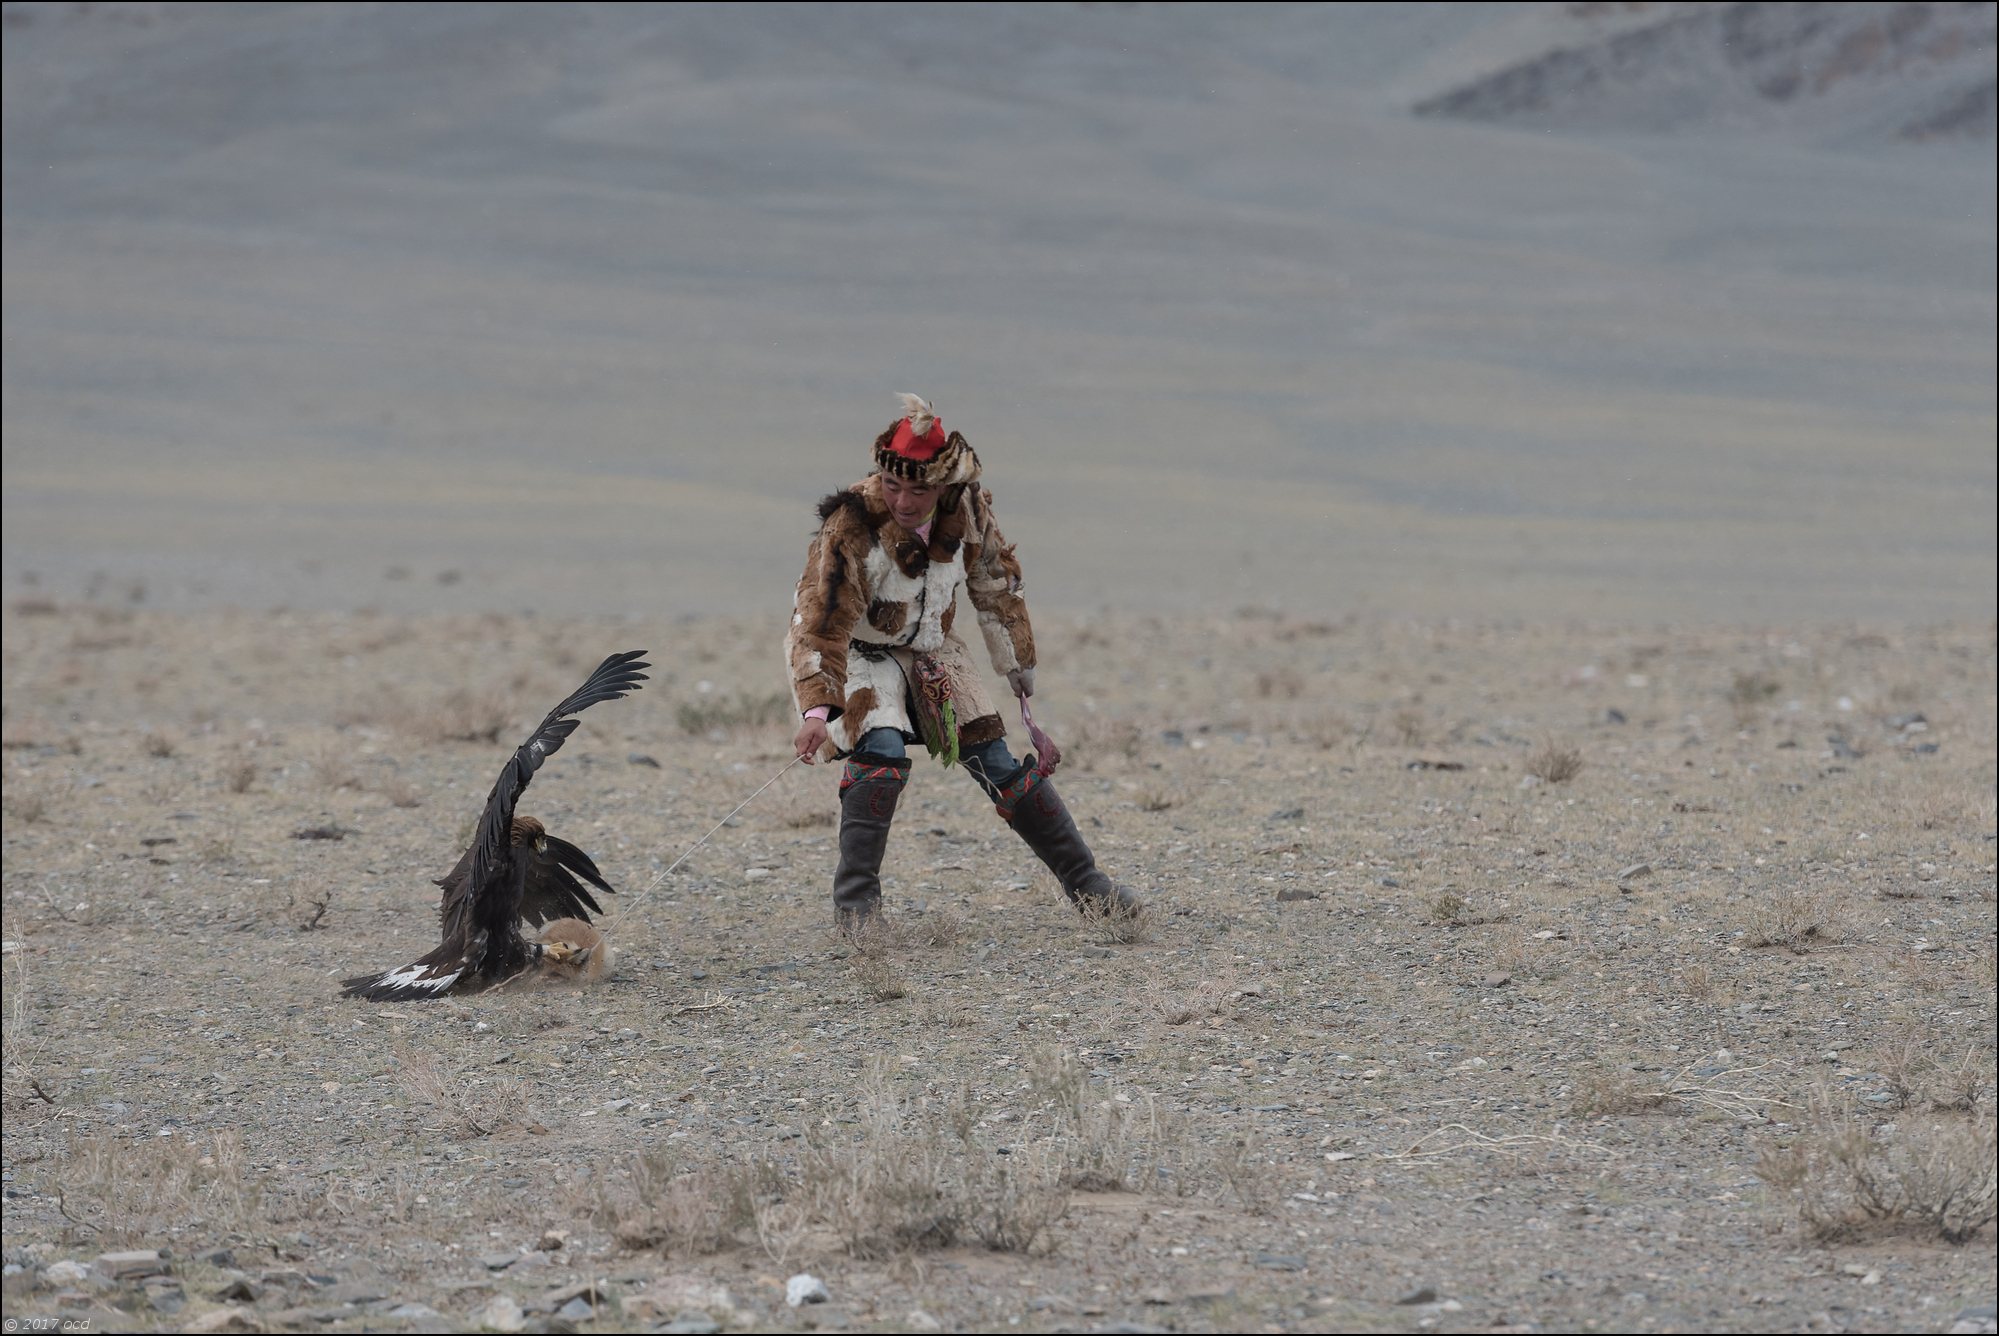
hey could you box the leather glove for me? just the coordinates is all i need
[1007,667,1035,699]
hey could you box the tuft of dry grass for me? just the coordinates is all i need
[4,779,54,824]
[1755,1087,1997,1244]
[583,1147,771,1256]
[141,729,177,759]
[1869,1021,1992,1113]
[219,746,258,794]
[1390,706,1427,747]
[399,686,518,745]
[1526,739,1584,784]
[850,942,909,1002]
[396,1052,536,1139]
[1072,716,1144,769]
[50,1132,265,1245]
[1739,884,1856,953]
[1072,885,1148,946]
[374,771,424,808]
[675,691,790,735]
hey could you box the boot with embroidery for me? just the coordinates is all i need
[833,751,909,937]
[992,763,1143,922]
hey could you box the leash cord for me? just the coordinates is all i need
[629,753,805,905]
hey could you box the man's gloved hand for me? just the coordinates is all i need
[1007,667,1035,699]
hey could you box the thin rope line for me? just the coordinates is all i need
[629,753,806,906]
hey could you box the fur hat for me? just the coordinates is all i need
[874,393,980,488]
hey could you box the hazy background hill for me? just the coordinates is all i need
[4,1,1993,623]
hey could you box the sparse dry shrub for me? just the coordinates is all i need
[1676,961,1719,1000]
[374,772,423,809]
[139,767,188,806]
[302,737,362,792]
[396,1052,534,1139]
[1755,1088,1997,1244]
[1213,1123,1278,1215]
[1569,1069,1676,1117]
[1073,716,1144,770]
[1296,710,1358,750]
[1150,969,1244,1026]
[795,1064,1074,1258]
[1073,884,1148,946]
[959,1138,1070,1253]
[883,907,961,949]
[1740,884,1855,953]
[1254,667,1305,699]
[400,686,517,745]
[1026,1047,1160,1194]
[798,1074,960,1257]
[1134,786,1176,813]
[220,746,258,794]
[1429,889,1470,924]
[1869,1020,1992,1113]
[1730,669,1782,725]
[141,729,176,759]
[589,1147,768,1255]
[1391,707,1427,748]
[1526,740,1583,784]
[4,779,53,824]
[675,691,789,735]
[850,943,908,1002]
[51,1132,264,1244]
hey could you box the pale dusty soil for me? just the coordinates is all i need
[1,601,1994,1334]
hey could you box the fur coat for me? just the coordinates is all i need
[787,473,1036,756]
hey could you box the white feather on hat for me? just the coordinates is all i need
[895,393,937,439]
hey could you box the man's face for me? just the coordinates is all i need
[881,473,940,529]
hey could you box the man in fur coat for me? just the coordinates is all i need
[788,394,1143,935]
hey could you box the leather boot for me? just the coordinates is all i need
[833,752,909,935]
[993,765,1142,919]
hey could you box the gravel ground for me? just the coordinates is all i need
[2,601,1993,1334]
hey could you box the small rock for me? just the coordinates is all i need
[1484,972,1511,988]
[1270,806,1305,821]
[626,1276,736,1324]
[213,1275,262,1303]
[182,1309,264,1334]
[386,1304,442,1322]
[479,1252,517,1271]
[744,867,772,881]
[1948,1303,1997,1335]
[43,1258,93,1287]
[787,1272,831,1307]
[1616,862,1653,882]
[146,1281,187,1314]
[1604,708,1627,724]
[472,1294,526,1333]
[628,753,662,768]
[907,1312,943,1332]
[1254,1252,1307,1271]
[1397,1286,1438,1305]
[557,1294,598,1321]
[97,1249,169,1280]
[1275,888,1321,902]
[660,1316,722,1336]
[536,1229,567,1252]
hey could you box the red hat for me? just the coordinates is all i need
[873,393,980,487]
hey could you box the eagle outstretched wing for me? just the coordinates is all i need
[440,650,650,943]
[343,650,648,1002]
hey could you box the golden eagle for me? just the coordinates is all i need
[342,650,649,1001]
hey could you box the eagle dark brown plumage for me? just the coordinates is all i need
[342,650,649,1002]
